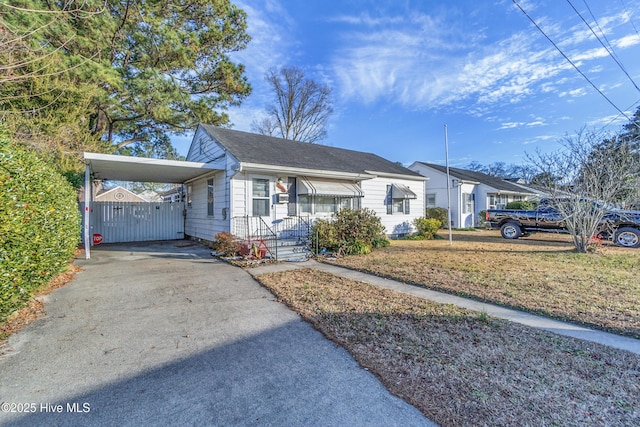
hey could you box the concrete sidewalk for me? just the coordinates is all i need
[0,241,433,427]
[249,260,640,356]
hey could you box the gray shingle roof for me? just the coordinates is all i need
[416,162,534,194]
[201,125,421,177]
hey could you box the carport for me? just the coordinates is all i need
[83,152,224,259]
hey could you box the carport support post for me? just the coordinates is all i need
[84,162,91,259]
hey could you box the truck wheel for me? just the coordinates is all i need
[500,222,522,239]
[614,227,640,248]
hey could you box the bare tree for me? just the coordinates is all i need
[528,128,639,252]
[252,66,333,143]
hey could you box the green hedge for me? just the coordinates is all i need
[506,200,536,210]
[425,207,448,228]
[312,208,389,256]
[413,217,441,239]
[0,135,80,323]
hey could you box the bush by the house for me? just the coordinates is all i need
[413,217,441,239]
[0,134,80,324]
[212,232,238,256]
[425,207,448,228]
[312,208,389,256]
[478,210,487,227]
[506,200,536,210]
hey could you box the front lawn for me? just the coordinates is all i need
[255,268,640,426]
[322,230,640,338]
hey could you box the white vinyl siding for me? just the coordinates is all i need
[361,178,424,236]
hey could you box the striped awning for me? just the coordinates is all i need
[391,183,417,199]
[298,177,364,197]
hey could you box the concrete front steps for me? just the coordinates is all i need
[269,238,311,261]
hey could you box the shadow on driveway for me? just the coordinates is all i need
[0,241,431,426]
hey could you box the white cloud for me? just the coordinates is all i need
[231,0,296,86]
[559,88,588,97]
[615,34,640,48]
[499,122,524,129]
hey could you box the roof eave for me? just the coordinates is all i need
[364,170,428,181]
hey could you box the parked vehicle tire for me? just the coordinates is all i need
[500,222,522,239]
[614,227,640,248]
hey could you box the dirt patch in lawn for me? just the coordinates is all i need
[255,268,640,426]
[322,230,640,338]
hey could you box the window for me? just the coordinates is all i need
[298,195,353,214]
[426,193,436,209]
[489,194,507,209]
[252,178,270,217]
[315,196,338,213]
[462,193,474,214]
[207,178,214,216]
[386,185,411,214]
[299,195,312,214]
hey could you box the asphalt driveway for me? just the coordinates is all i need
[0,241,432,426]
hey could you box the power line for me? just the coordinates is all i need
[512,0,633,123]
[618,0,640,38]
[568,0,640,92]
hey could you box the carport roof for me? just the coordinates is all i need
[84,152,222,183]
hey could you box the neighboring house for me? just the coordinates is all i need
[138,189,163,202]
[185,125,426,241]
[94,185,147,203]
[160,186,184,203]
[408,162,535,228]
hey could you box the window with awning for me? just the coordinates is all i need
[298,177,362,215]
[386,184,417,215]
[298,177,364,197]
[391,183,417,199]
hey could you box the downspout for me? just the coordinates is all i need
[228,162,242,235]
[84,162,91,259]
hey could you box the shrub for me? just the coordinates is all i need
[478,210,487,227]
[0,134,80,324]
[425,207,448,228]
[413,217,441,239]
[312,208,388,256]
[506,200,536,210]
[212,232,238,256]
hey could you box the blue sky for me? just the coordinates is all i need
[174,0,640,168]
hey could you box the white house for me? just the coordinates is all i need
[409,162,535,228]
[82,126,425,259]
[185,125,426,243]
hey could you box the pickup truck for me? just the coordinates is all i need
[485,200,640,248]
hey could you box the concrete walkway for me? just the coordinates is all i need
[0,242,433,427]
[248,259,640,356]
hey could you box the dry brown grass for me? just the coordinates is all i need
[323,229,640,338]
[255,268,640,427]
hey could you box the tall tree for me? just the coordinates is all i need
[1,0,252,164]
[252,66,333,143]
[465,161,536,182]
[618,105,640,147]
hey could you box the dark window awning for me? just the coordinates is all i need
[298,177,363,197]
[391,183,417,199]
